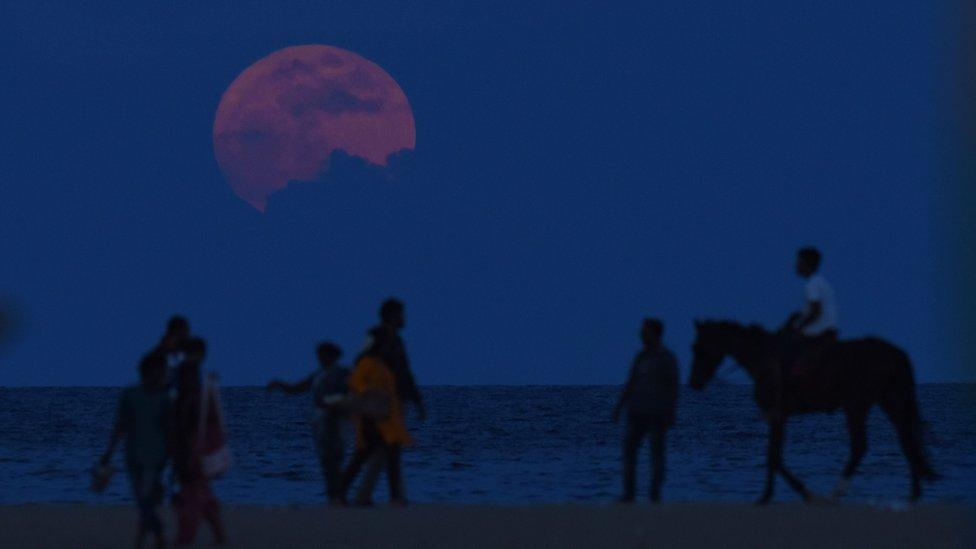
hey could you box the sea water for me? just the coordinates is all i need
[0,385,973,505]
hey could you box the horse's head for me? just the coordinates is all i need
[689,320,735,390]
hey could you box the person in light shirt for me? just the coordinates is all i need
[790,246,839,341]
[767,246,840,419]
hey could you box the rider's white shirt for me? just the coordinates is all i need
[803,273,838,336]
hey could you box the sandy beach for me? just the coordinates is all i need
[0,503,971,548]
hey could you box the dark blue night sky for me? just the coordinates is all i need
[1,2,967,385]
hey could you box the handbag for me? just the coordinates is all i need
[198,373,233,478]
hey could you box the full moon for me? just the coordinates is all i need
[213,45,416,211]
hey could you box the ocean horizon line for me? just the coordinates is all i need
[1,381,973,389]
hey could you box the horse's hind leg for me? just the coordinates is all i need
[833,408,868,500]
[757,422,779,505]
[882,402,924,502]
[893,418,924,502]
[757,421,784,504]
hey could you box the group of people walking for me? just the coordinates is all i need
[266,298,425,506]
[100,246,839,543]
[100,298,425,546]
[100,317,226,548]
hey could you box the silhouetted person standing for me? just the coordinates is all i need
[101,351,170,548]
[339,328,411,506]
[172,338,226,546]
[354,298,425,504]
[266,342,350,503]
[613,318,679,503]
[375,298,425,418]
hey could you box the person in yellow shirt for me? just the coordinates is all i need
[339,328,411,505]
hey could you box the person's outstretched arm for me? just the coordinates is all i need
[403,368,423,406]
[100,396,127,463]
[266,375,313,395]
[397,350,426,419]
[403,371,426,419]
[795,301,823,332]
[781,312,801,333]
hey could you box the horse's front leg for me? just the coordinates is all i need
[757,419,783,505]
[772,421,813,502]
[759,419,812,504]
[833,408,868,500]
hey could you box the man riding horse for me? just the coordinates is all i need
[790,246,838,344]
[689,246,936,502]
[768,247,839,418]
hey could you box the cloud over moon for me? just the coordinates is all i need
[213,45,416,211]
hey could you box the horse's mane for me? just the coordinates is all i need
[701,319,770,336]
[698,319,774,350]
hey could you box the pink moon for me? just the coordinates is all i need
[213,45,416,211]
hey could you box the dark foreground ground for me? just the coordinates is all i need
[0,503,972,548]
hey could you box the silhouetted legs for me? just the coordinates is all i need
[758,420,810,505]
[758,421,780,504]
[354,453,383,505]
[174,479,225,546]
[340,425,381,503]
[340,422,405,504]
[649,423,665,501]
[881,401,925,502]
[356,403,409,504]
[385,444,404,503]
[314,422,345,502]
[355,452,408,504]
[896,424,923,501]
[833,408,868,499]
[622,418,641,501]
[622,415,666,502]
[129,466,164,547]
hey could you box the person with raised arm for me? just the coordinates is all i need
[267,342,350,503]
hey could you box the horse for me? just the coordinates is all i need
[688,319,935,504]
